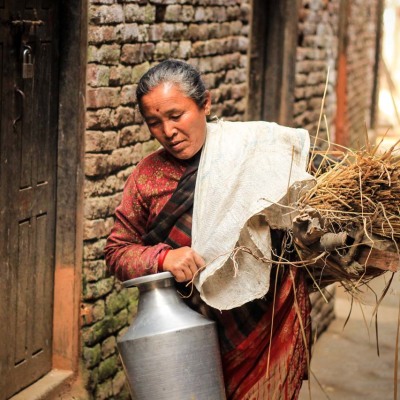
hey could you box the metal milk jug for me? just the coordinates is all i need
[118,272,226,400]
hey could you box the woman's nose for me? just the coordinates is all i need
[163,121,176,138]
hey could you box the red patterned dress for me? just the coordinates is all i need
[105,149,311,400]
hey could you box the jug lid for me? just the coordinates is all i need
[122,272,174,288]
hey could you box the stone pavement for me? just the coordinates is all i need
[299,274,400,400]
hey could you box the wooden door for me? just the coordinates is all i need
[247,0,301,125]
[0,1,59,398]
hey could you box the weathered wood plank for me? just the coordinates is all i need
[357,245,399,272]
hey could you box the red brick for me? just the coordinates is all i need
[86,87,121,109]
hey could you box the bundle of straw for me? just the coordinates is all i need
[301,146,400,241]
[291,141,400,290]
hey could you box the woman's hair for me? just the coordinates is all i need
[136,59,208,111]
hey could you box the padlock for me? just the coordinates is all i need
[22,47,34,79]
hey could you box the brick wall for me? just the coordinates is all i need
[293,0,342,337]
[294,0,340,143]
[294,0,380,147]
[293,0,381,335]
[346,0,379,146]
[79,0,381,398]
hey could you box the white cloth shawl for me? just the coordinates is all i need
[192,120,315,310]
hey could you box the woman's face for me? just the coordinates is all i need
[140,83,211,160]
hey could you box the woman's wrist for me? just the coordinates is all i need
[157,248,171,272]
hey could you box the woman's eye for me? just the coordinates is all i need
[171,114,182,121]
[147,121,159,127]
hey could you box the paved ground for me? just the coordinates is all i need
[299,273,400,400]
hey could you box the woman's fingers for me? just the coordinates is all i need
[193,251,206,269]
[163,247,205,282]
[172,268,188,283]
[186,251,205,277]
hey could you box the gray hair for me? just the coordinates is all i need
[136,59,208,112]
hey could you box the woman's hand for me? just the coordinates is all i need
[163,247,205,282]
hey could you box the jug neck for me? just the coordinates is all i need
[123,272,176,293]
[123,272,183,312]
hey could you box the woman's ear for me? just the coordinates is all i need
[204,90,211,115]
[204,91,211,115]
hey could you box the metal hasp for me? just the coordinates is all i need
[10,19,44,28]
[118,272,226,400]
[22,45,33,79]
[13,86,25,131]
[10,14,45,40]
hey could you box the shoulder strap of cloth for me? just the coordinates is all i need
[142,149,201,247]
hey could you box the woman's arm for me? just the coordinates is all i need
[105,153,205,283]
[104,173,171,281]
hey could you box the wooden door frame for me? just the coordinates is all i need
[53,0,87,375]
[370,0,384,130]
[335,0,350,147]
[9,1,87,398]
[247,0,301,125]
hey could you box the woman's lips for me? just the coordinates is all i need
[170,140,184,149]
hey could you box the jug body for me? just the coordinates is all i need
[118,272,226,400]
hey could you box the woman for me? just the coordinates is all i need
[105,59,311,399]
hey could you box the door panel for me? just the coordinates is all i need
[0,1,59,398]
